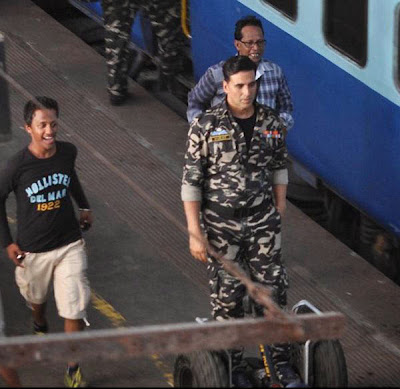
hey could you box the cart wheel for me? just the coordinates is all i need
[312,340,348,387]
[290,342,305,381]
[174,351,229,387]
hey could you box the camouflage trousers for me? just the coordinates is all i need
[203,205,290,368]
[102,0,185,96]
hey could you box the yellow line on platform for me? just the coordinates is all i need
[90,289,173,386]
[151,354,174,387]
[90,290,126,327]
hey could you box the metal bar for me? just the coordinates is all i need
[181,0,191,38]
[0,313,345,368]
[0,31,11,142]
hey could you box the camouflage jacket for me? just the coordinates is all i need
[181,100,288,208]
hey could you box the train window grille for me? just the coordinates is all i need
[324,0,368,66]
[262,0,298,21]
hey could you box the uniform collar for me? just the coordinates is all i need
[220,100,265,161]
[219,98,230,117]
[217,99,265,118]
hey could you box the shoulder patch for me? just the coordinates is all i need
[210,128,229,136]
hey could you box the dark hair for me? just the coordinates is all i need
[222,55,257,81]
[24,96,59,126]
[234,15,264,40]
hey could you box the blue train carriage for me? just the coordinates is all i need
[190,0,400,283]
[67,0,399,283]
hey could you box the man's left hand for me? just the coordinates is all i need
[79,209,93,231]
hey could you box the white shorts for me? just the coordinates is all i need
[15,239,91,320]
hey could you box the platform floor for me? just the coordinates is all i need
[0,0,400,387]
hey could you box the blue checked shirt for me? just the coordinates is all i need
[187,59,294,129]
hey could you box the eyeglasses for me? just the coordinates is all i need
[239,39,266,48]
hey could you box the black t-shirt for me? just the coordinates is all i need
[0,141,90,252]
[234,111,257,151]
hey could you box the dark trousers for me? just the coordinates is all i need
[203,206,290,367]
[102,0,185,95]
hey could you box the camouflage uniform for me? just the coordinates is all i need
[181,100,290,368]
[102,0,185,97]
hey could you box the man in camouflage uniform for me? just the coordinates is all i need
[102,0,185,105]
[181,55,300,387]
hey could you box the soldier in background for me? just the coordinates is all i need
[102,0,186,105]
[181,55,300,387]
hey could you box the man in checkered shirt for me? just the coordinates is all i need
[187,15,294,129]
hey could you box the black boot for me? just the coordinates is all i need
[158,73,188,102]
[229,349,252,388]
[109,90,130,106]
[271,343,302,387]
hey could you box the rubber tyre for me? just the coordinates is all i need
[311,340,348,387]
[174,351,229,387]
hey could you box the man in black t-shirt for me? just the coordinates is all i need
[0,96,92,388]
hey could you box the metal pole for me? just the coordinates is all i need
[0,31,11,142]
[0,312,345,368]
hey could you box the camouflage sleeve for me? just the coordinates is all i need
[181,119,208,201]
[268,121,289,185]
[272,169,288,185]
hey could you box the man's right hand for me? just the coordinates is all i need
[6,243,25,268]
[188,231,208,263]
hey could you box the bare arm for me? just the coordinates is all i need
[6,243,25,268]
[0,162,25,266]
[273,184,287,216]
[183,201,208,263]
[79,209,93,232]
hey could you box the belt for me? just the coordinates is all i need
[204,200,268,219]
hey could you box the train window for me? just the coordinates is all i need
[262,0,297,20]
[324,0,368,66]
